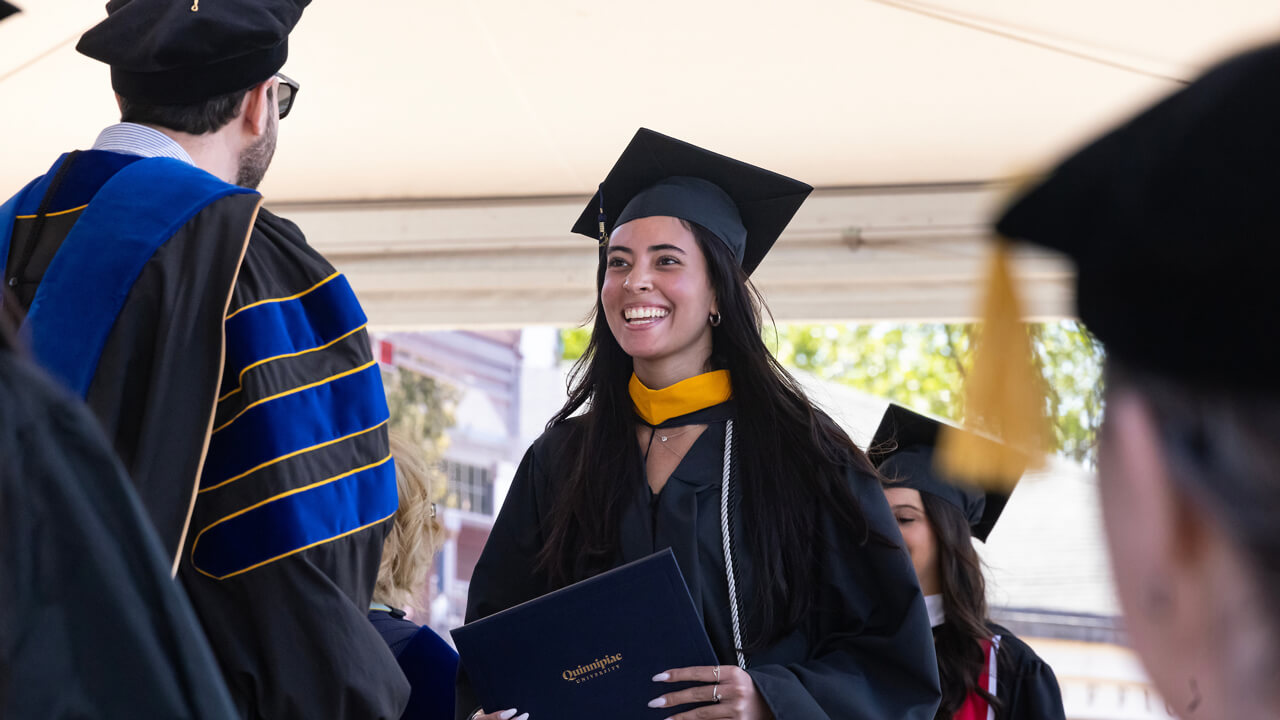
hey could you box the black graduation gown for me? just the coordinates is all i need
[2,151,408,719]
[458,403,942,719]
[990,625,1065,720]
[0,349,237,718]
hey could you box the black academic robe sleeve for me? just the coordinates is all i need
[0,351,238,719]
[176,209,408,720]
[746,468,942,720]
[993,627,1066,720]
[454,430,559,719]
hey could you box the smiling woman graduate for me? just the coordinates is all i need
[456,129,942,720]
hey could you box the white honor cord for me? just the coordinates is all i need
[986,635,1002,720]
[719,419,748,670]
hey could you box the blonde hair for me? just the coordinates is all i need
[374,432,449,614]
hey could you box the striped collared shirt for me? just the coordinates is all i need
[91,122,195,166]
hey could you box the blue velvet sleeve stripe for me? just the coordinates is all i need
[1,152,143,276]
[8,151,142,217]
[201,361,390,491]
[21,158,256,397]
[219,273,367,400]
[190,454,398,580]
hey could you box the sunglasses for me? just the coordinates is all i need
[275,72,300,119]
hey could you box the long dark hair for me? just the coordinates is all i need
[538,220,882,649]
[922,491,1003,718]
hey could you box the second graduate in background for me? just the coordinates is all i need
[873,404,1066,720]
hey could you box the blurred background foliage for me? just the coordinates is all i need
[382,366,458,501]
[561,320,1104,465]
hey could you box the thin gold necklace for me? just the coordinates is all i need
[655,425,698,444]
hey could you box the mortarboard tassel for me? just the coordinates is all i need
[936,240,1051,491]
[597,185,609,247]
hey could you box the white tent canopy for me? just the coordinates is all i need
[4,1,1278,326]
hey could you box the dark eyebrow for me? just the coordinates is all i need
[890,504,924,513]
[606,244,687,255]
[649,244,686,254]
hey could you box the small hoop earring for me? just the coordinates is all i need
[709,312,721,327]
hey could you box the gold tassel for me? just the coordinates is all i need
[936,240,1050,491]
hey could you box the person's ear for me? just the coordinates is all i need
[240,77,275,137]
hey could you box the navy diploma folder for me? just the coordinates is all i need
[451,549,718,719]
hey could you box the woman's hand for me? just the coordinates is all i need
[647,665,774,719]
[471,709,528,720]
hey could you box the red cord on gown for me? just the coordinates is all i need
[954,638,995,720]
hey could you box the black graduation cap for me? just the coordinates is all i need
[570,128,813,275]
[996,41,1280,389]
[0,2,20,22]
[76,0,310,105]
[869,404,1024,542]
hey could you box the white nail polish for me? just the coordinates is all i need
[647,697,667,708]
[652,672,670,681]
[514,714,529,720]
[499,710,517,720]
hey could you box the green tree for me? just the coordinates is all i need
[381,366,458,498]
[768,321,1104,465]
[1029,322,1105,464]
[561,326,592,361]
[764,323,973,420]
[562,320,1104,464]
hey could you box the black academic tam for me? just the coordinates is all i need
[996,41,1280,389]
[77,0,310,104]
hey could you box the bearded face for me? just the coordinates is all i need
[236,105,277,190]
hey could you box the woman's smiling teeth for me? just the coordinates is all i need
[624,306,670,324]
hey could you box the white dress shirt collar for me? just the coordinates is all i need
[91,122,195,166]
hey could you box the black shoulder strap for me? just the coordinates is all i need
[6,150,82,292]
[0,286,18,352]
